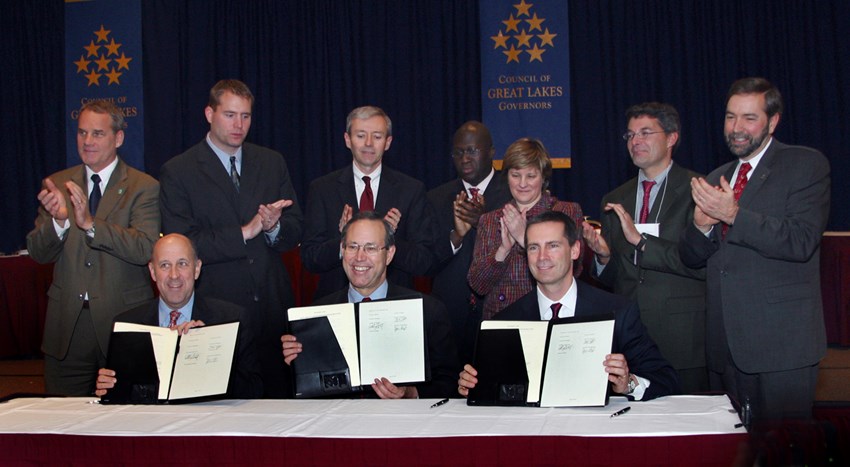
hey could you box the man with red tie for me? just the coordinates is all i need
[301,106,435,300]
[458,211,678,401]
[680,78,831,424]
[581,103,708,393]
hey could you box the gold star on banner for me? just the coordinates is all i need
[526,44,546,62]
[503,45,522,63]
[105,38,122,57]
[538,28,557,47]
[114,53,132,70]
[491,31,509,49]
[85,70,102,86]
[502,14,520,33]
[525,13,545,32]
[514,29,532,48]
[106,69,122,85]
[513,0,533,17]
[73,55,90,73]
[94,25,111,43]
[95,55,111,72]
[84,41,100,58]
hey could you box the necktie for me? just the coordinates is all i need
[89,174,102,217]
[230,156,240,193]
[360,176,374,211]
[469,187,480,200]
[169,310,181,327]
[722,162,751,239]
[361,297,371,302]
[638,180,656,223]
[550,302,562,321]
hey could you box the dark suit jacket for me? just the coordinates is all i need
[27,158,160,360]
[426,174,511,359]
[679,140,830,374]
[114,296,263,399]
[312,284,460,398]
[301,165,435,299]
[597,162,706,371]
[159,140,303,327]
[494,282,680,400]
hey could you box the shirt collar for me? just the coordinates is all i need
[158,293,195,327]
[637,159,673,184]
[738,136,772,172]
[348,280,389,303]
[462,168,496,196]
[353,161,382,181]
[206,133,243,171]
[86,157,119,189]
[536,280,578,320]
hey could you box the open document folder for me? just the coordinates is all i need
[100,321,239,404]
[467,314,615,407]
[288,297,427,398]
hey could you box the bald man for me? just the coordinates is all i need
[96,234,262,399]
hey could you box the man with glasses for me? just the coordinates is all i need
[282,211,458,399]
[301,106,435,300]
[582,102,708,393]
[426,121,511,362]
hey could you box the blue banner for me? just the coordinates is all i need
[65,0,144,170]
[480,0,570,168]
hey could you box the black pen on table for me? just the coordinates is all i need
[610,406,631,418]
[430,398,449,409]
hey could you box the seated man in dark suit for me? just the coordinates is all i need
[282,211,459,399]
[95,233,263,399]
[458,211,679,401]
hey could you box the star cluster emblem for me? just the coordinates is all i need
[72,24,133,87]
[490,1,558,64]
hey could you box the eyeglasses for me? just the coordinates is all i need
[342,242,388,256]
[622,130,665,141]
[451,147,482,159]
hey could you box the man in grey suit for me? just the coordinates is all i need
[680,77,831,423]
[582,103,707,393]
[159,79,303,397]
[27,100,160,395]
[300,106,435,300]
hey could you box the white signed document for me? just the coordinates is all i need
[358,298,425,384]
[540,319,615,407]
[112,321,239,401]
[288,303,362,387]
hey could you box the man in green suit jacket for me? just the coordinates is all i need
[27,100,160,396]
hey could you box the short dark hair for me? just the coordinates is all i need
[80,100,126,133]
[341,210,396,247]
[208,79,254,109]
[727,77,783,118]
[625,102,680,150]
[526,210,579,245]
[502,138,553,190]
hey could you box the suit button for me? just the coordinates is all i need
[498,294,506,302]
[85,262,92,268]
[78,294,85,300]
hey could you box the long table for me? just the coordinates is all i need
[0,395,746,466]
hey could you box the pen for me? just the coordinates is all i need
[610,406,631,418]
[430,398,449,409]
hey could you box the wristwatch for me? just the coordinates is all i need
[626,374,637,395]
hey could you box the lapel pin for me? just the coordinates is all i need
[118,188,125,195]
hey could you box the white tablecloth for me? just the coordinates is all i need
[0,395,744,438]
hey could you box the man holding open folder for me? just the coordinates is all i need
[458,211,678,401]
[282,212,458,399]
[95,234,262,399]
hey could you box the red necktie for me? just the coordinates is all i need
[361,297,371,302]
[638,180,656,223]
[550,302,562,321]
[360,176,374,211]
[722,163,751,239]
[169,310,181,327]
[468,187,480,200]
